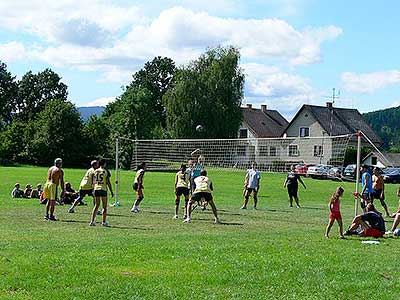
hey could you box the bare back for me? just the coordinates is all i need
[47,166,64,185]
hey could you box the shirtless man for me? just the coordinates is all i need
[43,158,64,221]
[372,167,390,217]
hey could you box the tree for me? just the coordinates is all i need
[29,100,84,166]
[82,115,111,159]
[0,61,18,126]
[164,46,244,138]
[129,56,176,128]
[16,68,68,122]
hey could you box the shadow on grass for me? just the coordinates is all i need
[60,219,152,230]
[300,206,325,210]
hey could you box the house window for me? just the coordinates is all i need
[269,146,277,157]
[239,129,248,138]
[314,145,323,157]
[371,156,378,165]
[289,145,299,157]
[299,127,310,137]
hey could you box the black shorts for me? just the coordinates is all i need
[287,185,298,198]
[94,190,107,197]
[362,192,372,201]
[133,183,143,191]
[176,187,190,196]
[372,189,384,200]
[191,192,213,202]
[79,189,93,198]
[246,187,257,194]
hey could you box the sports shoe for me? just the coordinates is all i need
[68,208,75,213]
[102,222,110,227]
[183,217,191,223]
[89,221,96,226]
[183,215,187,220]
[296,205,301,208]
[44,214,49,220]
[385,230,394,235]
[172,215,179,219]
[49,215,58,221]
[253,206,257,210]
[214,218,220,224]
[131,207,140,213]
[240,206,247,209]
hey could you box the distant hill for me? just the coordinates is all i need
[78,106,105,122]
[363,106,400,150]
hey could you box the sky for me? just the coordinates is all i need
[1,0,399,119]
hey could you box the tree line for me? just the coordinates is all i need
[0,46,244,167]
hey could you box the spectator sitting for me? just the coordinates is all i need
[24,184,33,198]
[61,182,78,205]
[11,183,24,198]
[31,184,43,199]
[344,203,385,238]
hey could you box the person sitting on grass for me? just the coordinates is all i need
[30,184,43,199]
[11,183,24,198]
[183,169,220,224]
[344,203,385,238]
[61,182,78,205]
[325,187,345,239]
[23,184,33,198]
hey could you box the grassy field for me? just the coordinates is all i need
[1,166,400,300]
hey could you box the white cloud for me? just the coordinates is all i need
[86,96,116,107]
[341,70,400,94]
[1,5,341,76]
[0,42,27,62]
[242,63,317,114]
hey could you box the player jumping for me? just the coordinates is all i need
[184,169,220,224]
[43,158,64,221]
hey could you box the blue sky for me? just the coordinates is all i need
[1,0,399,119]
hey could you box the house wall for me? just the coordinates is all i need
[285,108,326,137]
[238,122,257,139]
[362,156,387,168]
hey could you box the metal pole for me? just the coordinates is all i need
[354,131,362,216]
[113,137,120,207]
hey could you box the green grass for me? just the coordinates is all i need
[1,166,400,299]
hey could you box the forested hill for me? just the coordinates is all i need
[78,106,104,121]
[363,106,400,150]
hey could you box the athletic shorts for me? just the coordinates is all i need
[43,182,57,200]
[191,192,213,202]
[94,190,107,197]
[362,228,383,238]
[287,185,298,198]
[176,187,190,196]
[133,183,143,191]
[372,189,384,200]
[246,187,258,194]
[329,211,342,220]
[79,189,93,198]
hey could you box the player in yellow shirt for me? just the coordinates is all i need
[68,160,98,213]
[131,162,146,213]
[173,164,190,219]
[43,158,64,221]
[89,159,114,227]
[184,169,220,224]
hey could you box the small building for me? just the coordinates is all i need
[239,104,288,138]
[362,151,400,168]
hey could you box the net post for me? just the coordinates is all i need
[112,136,121,207]
[354,131,362,217]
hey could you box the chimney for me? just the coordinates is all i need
[246,103,252,109]
[326,102,333,109]
[261,104,267,113]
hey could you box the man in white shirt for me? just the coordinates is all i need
[241,162,261,209]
